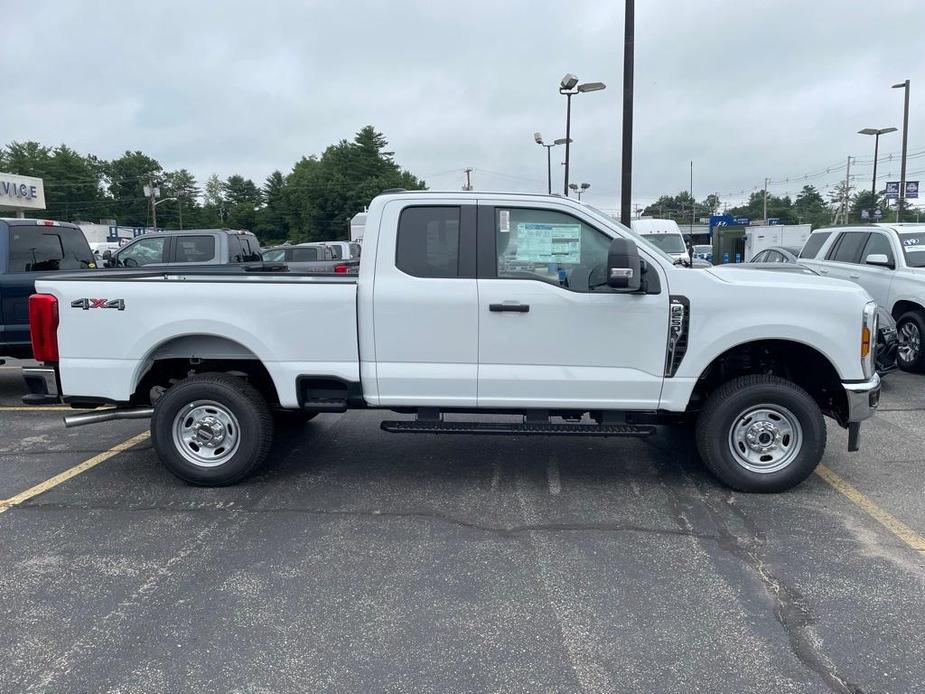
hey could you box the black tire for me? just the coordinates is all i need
[273,410,318,426]
[896,310,925,373]
[151,373,273,486]
[695,375,826,493]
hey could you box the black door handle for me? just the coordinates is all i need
[489,303,530,313]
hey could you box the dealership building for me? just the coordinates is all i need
[0,172,46,217]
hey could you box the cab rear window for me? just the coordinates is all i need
[7,225,94,272]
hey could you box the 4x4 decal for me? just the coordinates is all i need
[70,298,125,311]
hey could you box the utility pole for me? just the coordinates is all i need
[619,0,635,226]
[463,168,473,191]
[690,161,694,234]
[145,180,160,231]
[762,177,770,223]
[840,156,852,224]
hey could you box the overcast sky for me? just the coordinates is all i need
[5,0,924,213]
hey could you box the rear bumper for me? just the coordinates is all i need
[22,366,60,405]
[843,374,881,453]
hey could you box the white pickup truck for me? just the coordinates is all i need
[24,192,881,492]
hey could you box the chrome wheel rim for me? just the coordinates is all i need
[172,400,241,468]
[728,404,803,474]
[898,321,921,364]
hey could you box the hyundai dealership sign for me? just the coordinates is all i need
[0,172,46,211]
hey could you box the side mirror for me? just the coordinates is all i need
[102,250,112,260]
[865,253,893,268]
[606,237,642,292]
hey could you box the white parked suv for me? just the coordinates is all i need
[800,223,925,371]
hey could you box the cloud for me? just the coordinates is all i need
[4,0,924,212]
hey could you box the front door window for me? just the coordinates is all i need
[494,208,611,291]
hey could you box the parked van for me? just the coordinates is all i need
[631,218,690,264]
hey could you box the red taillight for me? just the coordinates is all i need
[29,294,59,362]
[334,263,349,274]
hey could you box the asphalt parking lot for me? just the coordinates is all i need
[1,360,924,693]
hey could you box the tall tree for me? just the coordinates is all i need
[107,151,162,226]
[794,185,831,228]
[285,126,425,241]
[158,169,201,229]
[254,170,289,243]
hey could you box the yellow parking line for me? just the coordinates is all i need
[816,464,925,553]
[0,431,150,514]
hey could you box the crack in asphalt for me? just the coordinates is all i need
[658,452,865,694]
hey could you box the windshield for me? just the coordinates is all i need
[899,232,925,267]
[581,205,677,265]
[641,233,687,254]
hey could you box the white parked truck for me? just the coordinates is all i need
[24,192,880,492]
[631,218,691,264]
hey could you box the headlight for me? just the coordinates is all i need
[861,301,878,378]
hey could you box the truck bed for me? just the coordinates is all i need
[35,266,359,407]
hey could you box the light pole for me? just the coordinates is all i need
[559,74,606,196]
[534,133,570,194]
[620,0,635,226]
[858,127,897,195]
[892,79,911,221]
[568,182,591,201]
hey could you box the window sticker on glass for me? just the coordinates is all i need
[499,210,510,233]
[903,238,920,247]
[511,223,582,263]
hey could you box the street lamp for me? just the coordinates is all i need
[559,74,606,196]
[858,127,897,194]
[569,182,591,201]
[892,80,911,221]
[151,196,176,231]
[534,133,570,194]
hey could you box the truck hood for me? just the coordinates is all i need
[704,265,870,294]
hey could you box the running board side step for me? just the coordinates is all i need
[380,420,655,437]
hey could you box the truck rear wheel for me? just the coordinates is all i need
[896,310,925,373]
[151,374,273,486]
[695,375,826,493]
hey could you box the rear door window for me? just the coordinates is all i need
[827,232,869,264]
[799,231,831,258]
[174,235,216,263]
[396,206,461,278]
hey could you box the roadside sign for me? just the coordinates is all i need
[767,218,780,225]
[733,216,749,225]
[0,172,46,211]
[874,209,883,219]
[861,209,870,220]
[907,181,919,199]
[885,182,900,199]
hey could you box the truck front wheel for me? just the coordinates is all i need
[151,374,273,486]
[695,375,826,493]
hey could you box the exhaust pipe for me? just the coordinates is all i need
[63,407,155,428]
